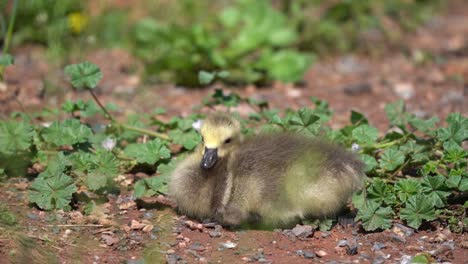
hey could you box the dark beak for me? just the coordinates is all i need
[201,147,218,169]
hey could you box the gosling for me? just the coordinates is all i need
[168,113,365,228]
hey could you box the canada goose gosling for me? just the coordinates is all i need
[169,113,365,227]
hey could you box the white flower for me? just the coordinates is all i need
[192,119,203,131]
[102,137,116,151]
[351,143,360,153]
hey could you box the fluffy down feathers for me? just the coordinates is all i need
[169,113,365,228]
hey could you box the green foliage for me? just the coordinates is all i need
[0,54,14,66]
[1,63,465,233]
[64,61,103,89]
[124,139,171,165]
[355,201,394,231]
[41,119,93,146]
[400,195,437,229]
[132,0,313,86]
[0,121,34,154]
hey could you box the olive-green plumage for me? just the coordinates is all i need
[169,113,365,227]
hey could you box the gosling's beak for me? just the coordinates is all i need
[201,147,218,169]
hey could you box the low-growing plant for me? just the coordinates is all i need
[0,63,465,232]
[132,0,314,86]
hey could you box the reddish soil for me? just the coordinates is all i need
[1,1,468,264]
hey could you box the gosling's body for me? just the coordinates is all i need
[169,114,365,227]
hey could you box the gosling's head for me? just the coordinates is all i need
[198,113,241,170]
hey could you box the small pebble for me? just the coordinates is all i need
[219,241,237,249]
[167,249,175,254]
[372,242,386,251]
[337,240,349,247]
[303,251,315,259]
[315,250,327,257]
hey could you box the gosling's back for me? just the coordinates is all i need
[225,133,364,226]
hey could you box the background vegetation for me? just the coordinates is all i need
[1,0,442,85]
[1,0,465,235]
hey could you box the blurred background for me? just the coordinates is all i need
[0,0,466,128]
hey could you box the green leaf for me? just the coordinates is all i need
[360,154,378,172]
[124,139,171,164]
[169,129,201,150]
[384,100,407,127]
[287,108,321,135]
[64,61,103,89]
[29,173,77,210]
[421,176,450,208]
[90,150,119,177]
[350,111,368,125]
[367,179,396,206]
[436,113,468,144]
[198,71,215,85]
[352,125,378,145]
[42,119,93,146]
[355,201,393,231]
[0,54,14,66]
[400,194,437,229]
[0,121,34,154]
[86,172,108,191]
[459,178,468,191]
[379,147,405,171]
[408,116,439,134]
[260,50,314,83]
[395,179,421,203]
[134,157,180,198]
[318,219,334,231]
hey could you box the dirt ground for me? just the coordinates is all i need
[0,1,467,264]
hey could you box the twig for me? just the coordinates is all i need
[44,224,105,228]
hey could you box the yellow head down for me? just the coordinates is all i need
[199,113,241,169]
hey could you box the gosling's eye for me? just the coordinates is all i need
[224,138,232,144]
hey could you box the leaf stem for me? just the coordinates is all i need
[89,89,115,122]
[88,88,169,141]
[120,123,170,140]
[2,0,17,54]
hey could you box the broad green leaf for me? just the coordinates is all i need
[42,119,93,146]
[379,147,405,171]
[0,121,34,154]
[0,54,14,66]
[29,173,77,210]
[355,201,393,231]
[360,154,378,172]
[287,108,321,135]
[64,61,103,89]
[395,179,421,203]
[400,194,437,229]
[198,71,215,85]
[124,139,171,164]
[169,129,201,150]
[421,176,450,208]
[90,150,119,177]
[86,172,108,191]
[350,110,368,125]
[459,178,468,191]
[384,100,407,127]
[436,113,467,144]
[445,174,461,189]
[367,179,396,206]
[261,50,314,83]
[352,125,378,145]
[408,116,439,134]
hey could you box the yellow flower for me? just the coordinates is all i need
[68,12,88,34]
